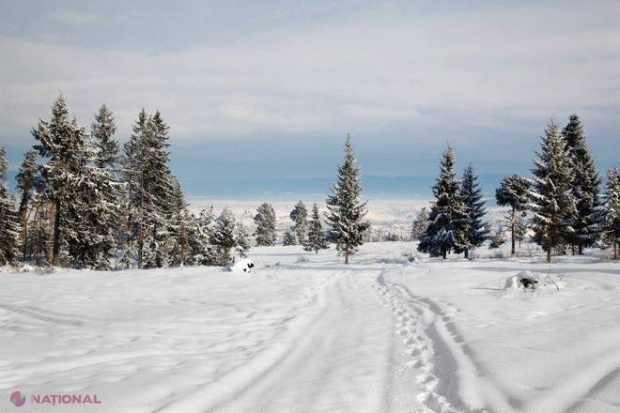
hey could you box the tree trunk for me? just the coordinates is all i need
[547,245,551,263]
[578,244,583,255]
[442,247,447,260]
[20,208,28,261]
[614,241,618,260]
[345,249,350,264]
[511,206,516,256]
[52,199,61,266]
[464,249,469,260]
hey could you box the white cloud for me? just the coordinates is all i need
[1,1,620,147]
[50,11,98,25]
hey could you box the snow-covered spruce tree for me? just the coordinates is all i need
[600,168,620,259]
[418,144,466,259]
[189,207,216,265]
[166,178,191,267]
[456,165,489,259]
[31,94,75,266]
[235,222,251,258]
[122,109,177,268]
[211,208,237,265]
[562,114,601,254]
[91,104,120,170]
[64,144,119,269]
[283,230,297,246]
[411,207,428,241]
[15,150,39,261]
[32,95,115,268]
[289,201,308,245]
[495,174,531,256]
[325,135,369,264]
[0,148,20,265]
[254,203,277,246]
[304,203,329,254]
[530,119,576,263]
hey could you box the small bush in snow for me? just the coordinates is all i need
[402,249,419,262]
[295,256,309,263]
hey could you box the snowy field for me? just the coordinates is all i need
[1,241,619,413]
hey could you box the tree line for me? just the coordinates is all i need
[0,97,369,267]
[414,114,620,262]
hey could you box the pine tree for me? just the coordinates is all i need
[166,179,191,266]
[530,119,576,262]
[326,135,369,264]
[283,230,297,246]
[189,207,216,265]
[91,104,120,169]
[211,208,237,265]
[31,94,76,266]
[304,203,329,254]
[418,144,466,259]
[289,201,308,245]
[122,109,176,268]
[254,203,277,246]
[562,114,601,254]
[411,207,428,241]
[457,165,489,258]
[0,148,20,265]
[15,150,39,261]
[495,174,531,256]
[600,168,620,259]
[235,222,251,258]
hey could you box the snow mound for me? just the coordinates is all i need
[228,258,255,273]
[505,271,538,289]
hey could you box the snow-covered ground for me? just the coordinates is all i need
[1,242,620,413]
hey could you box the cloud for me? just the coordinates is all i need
[1,0,619,153]
[50,11,98,25]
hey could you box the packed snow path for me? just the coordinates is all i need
[2,243,620,413]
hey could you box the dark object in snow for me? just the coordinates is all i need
[520,277,538,290]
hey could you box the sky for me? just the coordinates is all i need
[1,0,619,196]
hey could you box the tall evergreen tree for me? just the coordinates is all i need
[418,145,466,259]
[325,135,369,264]
[91,104,120,169]
[15,150,39,261]
[562,114,601,254]
[600,168,620,259]
[254,203,277,246]
[456,165,489,258]
[122,109,176,268]
[211,208,237,265]
[304,203,329,254]
[530,119,576,262]
[496,174,531,256]
[0,148,19,265]
[31,94,76,266]
[289,201,308,245]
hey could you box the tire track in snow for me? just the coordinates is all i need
[151,270,394,413]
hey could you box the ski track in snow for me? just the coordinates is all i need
[1,242,620,413]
